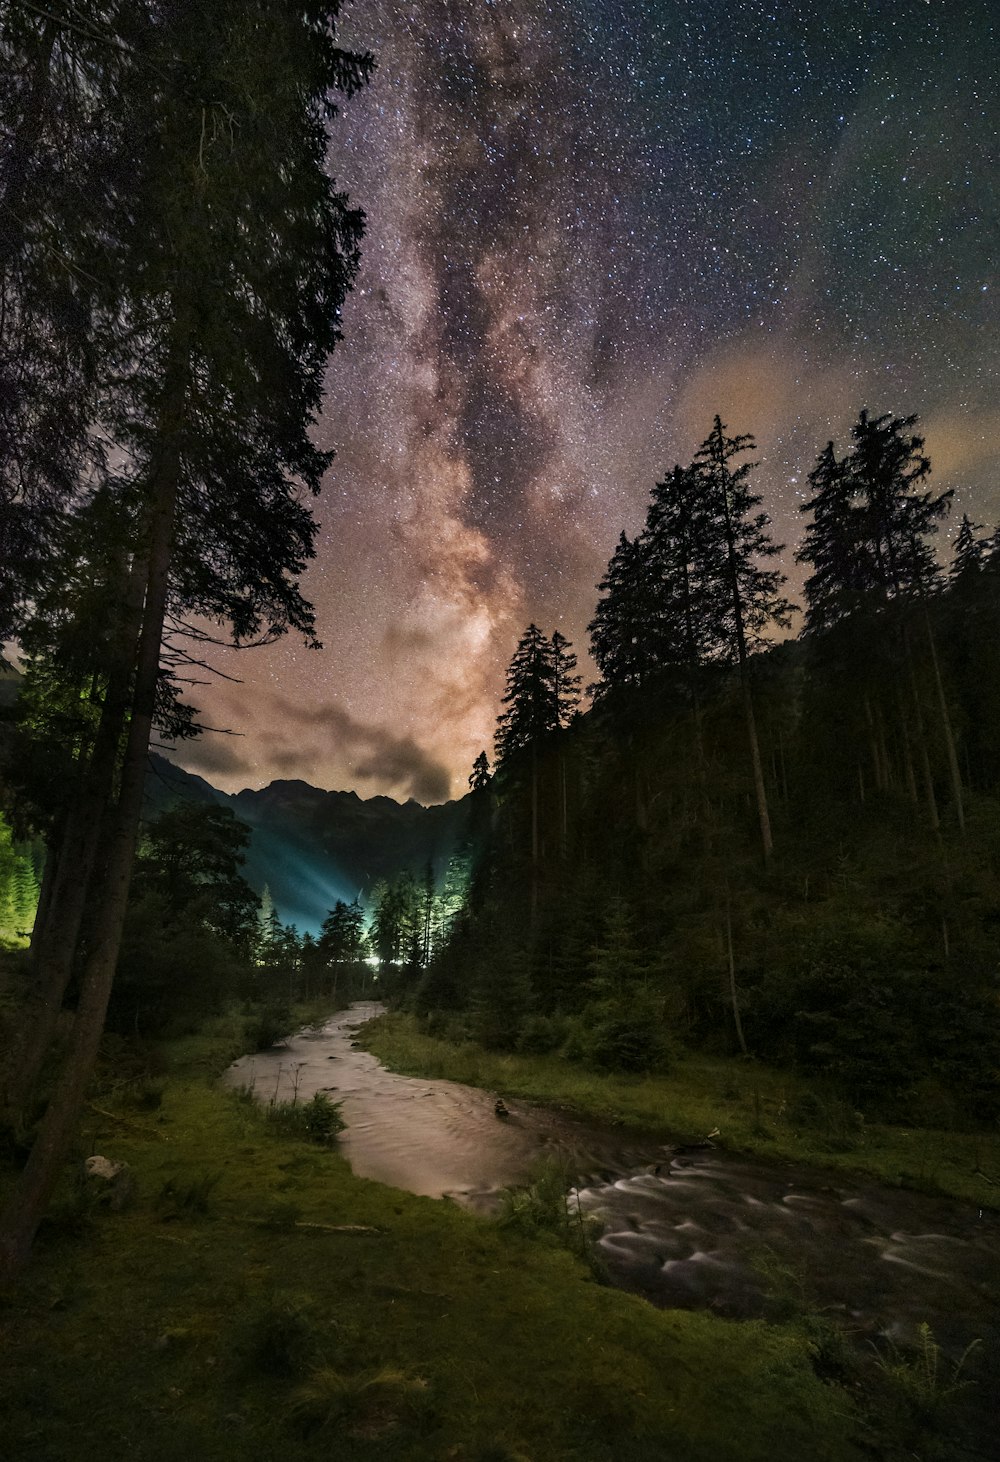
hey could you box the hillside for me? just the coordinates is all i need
[146,755,473,932]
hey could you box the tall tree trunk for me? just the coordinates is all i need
[724,891,748,1056]
[720,490,773,861]
[901,630,939,831]
[559,751,568,855]
[2,557,148,1125]
[874,698,892,790]
[777,726,789,804]
[921,601,965,833]
[739,670,772,860]
[863,695,885,793]
[894,687,920,806]
[0,360,183,1282]
[530,741,538,924]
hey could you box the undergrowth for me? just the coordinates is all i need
[0,1016,864,1462]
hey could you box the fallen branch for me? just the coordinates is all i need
[240,1217,381,1235]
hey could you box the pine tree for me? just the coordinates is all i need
[588,532,658,697]
[797,442,876,635]
[493,624,557,765]
[693,417,790,859]
[469,751,491,792]
[550,631,581,728]
[494,625,561,921]
[850,411,948,602]
[318,898,366,998]
[643,463,728,676]
[950,514,987,583]
[797,411,959,829]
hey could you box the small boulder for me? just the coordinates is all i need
[83,1154,136,1211]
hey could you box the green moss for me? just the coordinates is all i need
[360,1012,1000,1209]
[0,1019,863,1462]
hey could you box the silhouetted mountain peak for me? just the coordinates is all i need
[147,754,472,933]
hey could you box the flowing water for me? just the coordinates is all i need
[224,1003,999,1449]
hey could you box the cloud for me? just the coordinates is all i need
[173,686,453,804]
[165,735,252,780]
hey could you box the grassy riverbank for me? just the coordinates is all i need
[0,1011,867,1462]
[360,1012,1000,1211]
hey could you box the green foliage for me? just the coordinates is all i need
[471,948,533,1051]
[287,1363,430,1438]
[0,815,41,946]
[515,1013,570,1055]
[244,1003,294,1053]
[569,993,672,1075]
[236,1293,321,1378]
[784,1091,865,1152]
[264,1092,344,1146]
[871,1322,981,1426]
[155,1172,222,1218]
[497,1160,605,1279]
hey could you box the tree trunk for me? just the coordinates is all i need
[2,557,148,1125]
[724,893,748,1056]
[530,741,539,924]
[921,601,965,833]
[863,695,885,793]
[901,633,939,831]
[874,699,892,790]
[719,486,773,860]
[740,671,772,860]
[0,359,183,1282]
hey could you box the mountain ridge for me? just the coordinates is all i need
[146,754,473,932]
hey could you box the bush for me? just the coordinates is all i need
[287,1363,429,1437]
[155,1171,221,1217]
[785,1090,865,1151]
[236,1294,319,1378]
[746,934,1000,1120]
[515,1014,570,1055]
[497,1160,605,1278]
[266,1092,344,1145]
[244,1002,292,1052]
[568,992,672,1074]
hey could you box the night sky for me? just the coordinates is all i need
[170,0,999,805]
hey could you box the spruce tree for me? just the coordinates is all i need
[693,417,790,859]
[493,624,557,765]
[468,751,491,791]
[588,533,658,697]
[550,631,582,728]
[950,514,987,583]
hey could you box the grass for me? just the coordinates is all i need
[359,1012,1000,1209]
[0,1013,866,1462]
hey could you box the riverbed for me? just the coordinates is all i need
[224,1002,999,1446]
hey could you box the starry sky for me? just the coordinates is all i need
[170,0,999,805]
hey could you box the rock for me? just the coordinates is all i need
[85,1155,122,1181]
[83,1154,136,1211]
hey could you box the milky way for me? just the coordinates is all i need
[171,0,999,803]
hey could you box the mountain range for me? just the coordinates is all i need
[144,754,473,933]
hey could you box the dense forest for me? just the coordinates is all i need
[404,411,1000,1129]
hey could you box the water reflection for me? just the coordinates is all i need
[224,1002,998,1443]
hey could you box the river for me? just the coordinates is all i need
[224,1002,998,1449]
